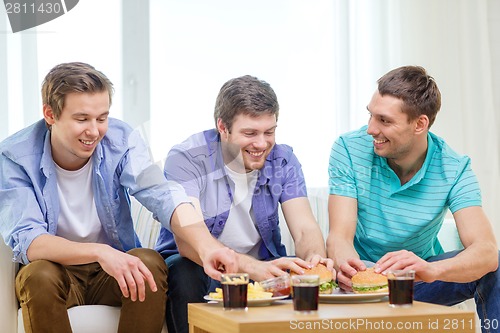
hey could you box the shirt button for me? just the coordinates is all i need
[218,221,223,225]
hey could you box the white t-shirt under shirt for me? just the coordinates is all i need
[217,166,263,259]
[54,159,108,244]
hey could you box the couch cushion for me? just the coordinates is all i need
[17,305,168,333]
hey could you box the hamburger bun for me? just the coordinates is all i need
[351,268,388,294]
[291,264,337,294]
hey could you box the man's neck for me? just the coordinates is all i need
[388,138,428,186]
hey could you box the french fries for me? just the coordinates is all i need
[209,282,273,300]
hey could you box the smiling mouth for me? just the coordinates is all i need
[80,139,96,146]
[373,139,388,144]
[247,150,264,157]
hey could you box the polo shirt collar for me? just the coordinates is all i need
[384,132,436,194]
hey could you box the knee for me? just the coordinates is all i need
[493,250,500,274]
[129,248,166,269]
[166,254,208,294]
[16,260,68,298]
[128,248,168,292]
[489,251,500,275]
[166,253,202,272]
[166,254,206,282]
[477,251,500,285]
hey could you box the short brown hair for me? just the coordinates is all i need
[214,75,279,131]
[377,66,441,128]
[41,62,114,121]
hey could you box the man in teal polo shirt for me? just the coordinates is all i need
[327,66,499,332]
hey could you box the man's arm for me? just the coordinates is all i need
[281,197,335,275]
[376,206,498,283]
[27,234,156,302]
[453,207,499,278]
[326,194,365,290]
[281,197,327,261]
[170,200,239,280]
[447,207,498,280]
[173,197,316,282]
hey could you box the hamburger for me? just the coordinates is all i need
[292,264,337,294]
[351,268,388,294]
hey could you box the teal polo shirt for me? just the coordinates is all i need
[328,126,482,262]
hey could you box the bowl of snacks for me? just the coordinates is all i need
[259,274,291,297]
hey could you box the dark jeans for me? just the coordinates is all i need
[413,250,500,333]
[165,254,219,333]
[16,248,168,333]
[364,250,500,333]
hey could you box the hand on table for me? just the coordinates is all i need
[241,257,311,281]
[375,250,438,283]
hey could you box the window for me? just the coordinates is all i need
[150,0,339,187]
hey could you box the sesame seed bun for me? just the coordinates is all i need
[291,264,337,294]
[291,264,333,284]
[351,268,388,294]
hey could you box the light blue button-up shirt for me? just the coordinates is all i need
[0,118,189,265]
[155,129,308,260]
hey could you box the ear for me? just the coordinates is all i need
[216,118,228,137]
[43,104,56,126]
[415,114,429,135]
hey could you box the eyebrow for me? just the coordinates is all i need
[367,107,394,119]
[240,125,278,131]
[73,111,110,117]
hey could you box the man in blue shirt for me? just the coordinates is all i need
[0,62,237,333]
[328,66,499,332]
[156,75,333,333]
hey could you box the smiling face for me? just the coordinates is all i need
[366,91,421,164]
[218,112,277,173]
[44,91,110,171]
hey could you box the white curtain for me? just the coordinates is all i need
[395,0,500,239]
[333,0,500,239]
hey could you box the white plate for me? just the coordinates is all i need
[203,295,288,306]
[319,289,388,303]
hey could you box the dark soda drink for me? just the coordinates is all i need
[388,278,414,306]
[292,285,319,311]
[222,283,248,309]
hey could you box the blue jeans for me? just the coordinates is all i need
[164,254,219,333]
[364,251,500,333]
[411,250,500,333]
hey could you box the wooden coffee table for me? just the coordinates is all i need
[188,300,475,333]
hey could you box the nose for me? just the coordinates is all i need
[366,116,377,136]
[85,121,99,137]
[253,133,268,149]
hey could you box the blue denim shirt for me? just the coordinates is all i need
[155,129,308,260]
[0,119,189,265]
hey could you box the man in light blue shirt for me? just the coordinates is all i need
[156,75,333,333]
[328,66,499,332]
[0,62,237,333]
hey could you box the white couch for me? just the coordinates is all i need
[0,187,466,333]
